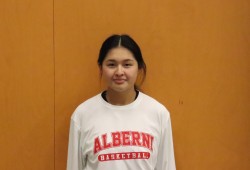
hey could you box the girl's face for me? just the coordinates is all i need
[100,47,139,93]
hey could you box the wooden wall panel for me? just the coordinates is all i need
[0,0,54,169]
[55,0,249,169]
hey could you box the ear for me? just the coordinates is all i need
[136,68,144,86]
[137,67,142,75]
[98,65,103,76]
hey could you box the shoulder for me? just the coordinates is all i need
[139,92,167,109]
[71,93,102,122]
[139,92,170,115]
[139,92,172,126]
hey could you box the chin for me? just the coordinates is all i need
[111,87,128,93]
[108,85,128,93]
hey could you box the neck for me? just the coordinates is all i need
[106,88,136,106]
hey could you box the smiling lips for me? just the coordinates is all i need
[113,79,126,84]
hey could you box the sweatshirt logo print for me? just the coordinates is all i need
[93,131,154,161]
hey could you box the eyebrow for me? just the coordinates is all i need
[105,59,135,62]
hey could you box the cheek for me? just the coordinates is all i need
[127,69,139,80]
[101,68,113,79]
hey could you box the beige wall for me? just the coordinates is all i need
[0,0,249,169]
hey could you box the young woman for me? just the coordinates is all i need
[67,34,176,170]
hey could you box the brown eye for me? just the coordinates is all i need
[124,63,133,68]
[107,63,116,67]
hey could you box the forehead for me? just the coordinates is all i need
[104,47,135,61]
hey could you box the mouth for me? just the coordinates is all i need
[113,79,126,84]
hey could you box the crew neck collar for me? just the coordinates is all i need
[99,91,142,110]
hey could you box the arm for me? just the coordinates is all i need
[67,119,84,170]
[155,109,176,170]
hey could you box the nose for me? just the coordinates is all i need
[115,65,124,76]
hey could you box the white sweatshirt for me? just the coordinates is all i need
[67,92,176,170]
